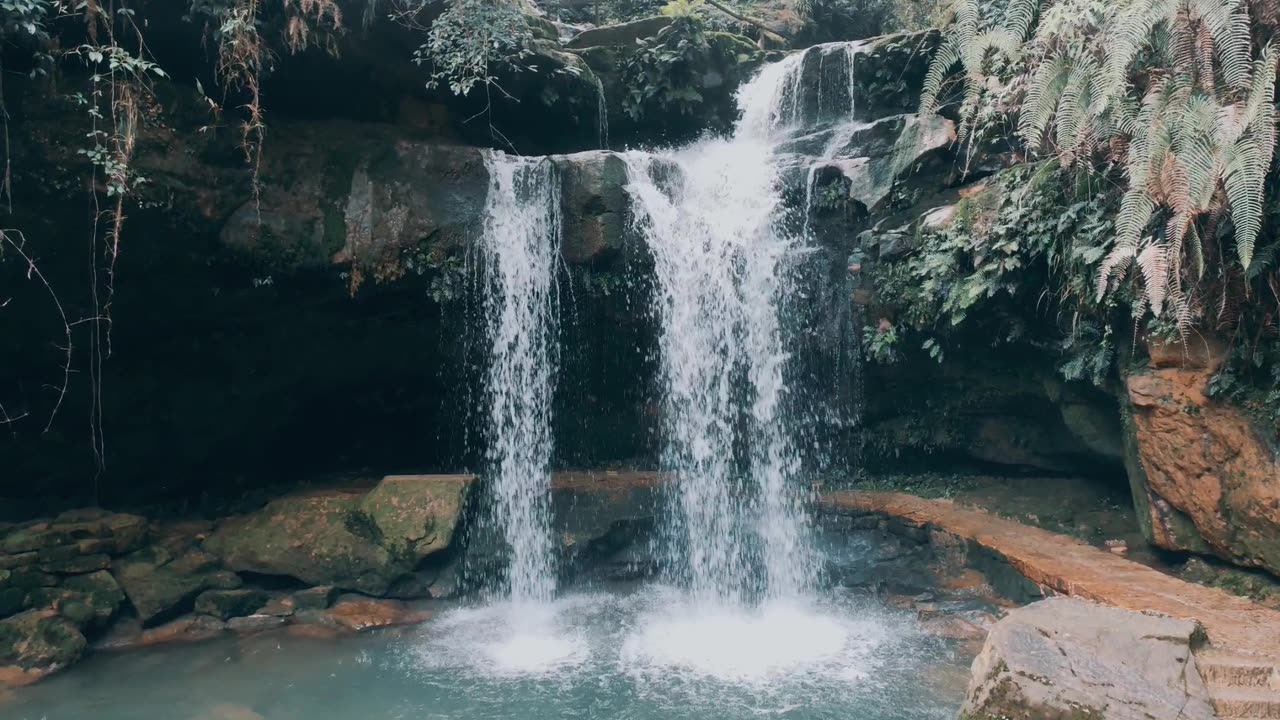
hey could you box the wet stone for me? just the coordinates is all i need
[38,553,111,574]
[0,553,37,571]
[291,586,338,611]
[194,589,268,620]
[203,571,244,591]
[226,614,288,634]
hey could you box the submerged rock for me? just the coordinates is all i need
[963,597,1215,720]
[204,475,474,596]
[300,595,432,633]
[191,703,267,720]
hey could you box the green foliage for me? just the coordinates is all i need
[412,0,535,97]
[921,0,1280,340]
[660,0,702,17]
[867,163,1125,385]
[1208,330,1280,436]
[796,0,942,42]
[1,0,55,73]
[620,13,711,119]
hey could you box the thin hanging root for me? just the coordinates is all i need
[0,230,72,433]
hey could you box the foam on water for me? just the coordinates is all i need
[412,599,592,678]
[620,595,887,685]
[4,585,974,720]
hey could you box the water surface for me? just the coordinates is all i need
[3,585,973,720]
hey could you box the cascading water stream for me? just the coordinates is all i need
[433,41,882,685]
[593,74,610,149]
[478,151,562,606]
[622,42,867,606]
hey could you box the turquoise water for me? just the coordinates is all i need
[2,584,973,720]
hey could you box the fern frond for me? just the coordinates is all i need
[1193,0,1250,90]
[1019,50,1072,145]
[1138,240,1170,315]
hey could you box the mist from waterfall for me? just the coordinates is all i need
[477,151,562,605]
[622,41,861,606]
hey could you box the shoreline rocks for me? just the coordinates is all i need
[203,475,474,596]
[963,597,1215,720]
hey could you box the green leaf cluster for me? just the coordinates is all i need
[921,0,1280,340]
[867,163,1123,386]
[620,14,712,120]
[413,0,535,97]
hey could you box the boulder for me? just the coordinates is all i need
[112,545,222,624]
[551,151,631,265]
[291,585,339,611]
[37,571,125,628]
[1,512,147,556]
[0,610,87,686]
[565,16,672,49]
[194,589,268,620]
[963,597,1215,720]
[226,614,288,634]
[204,475,475,596]
[203,491,397,596]
[136,614,228,646]
[1123,360,1280,575]
[300,595,432,633]
[357,474,473,564]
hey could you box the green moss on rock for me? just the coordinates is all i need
[0,610,87,674]
[204,475,475,596]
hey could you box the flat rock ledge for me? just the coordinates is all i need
[963,597,1215,720]
[821,491,1280,719]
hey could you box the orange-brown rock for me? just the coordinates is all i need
[821,491,1280,660]
[307,595,431,633]
[1124,365,1280,575]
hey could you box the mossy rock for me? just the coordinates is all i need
[0,610,87,675]
[204,476,474,596]
[358,475,474,564]
[565,16,672,49]
[291,585,339,611]
[194,589,269,620]
[203,492,398,596]
[111,545,219,624]
[42,570,125,628]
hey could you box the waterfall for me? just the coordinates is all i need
[593,74,610,149]
[620,44,874,606]
[478,151,562,605]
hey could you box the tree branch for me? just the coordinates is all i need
[702,0,791,41]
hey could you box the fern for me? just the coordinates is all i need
[922,0,1279,334]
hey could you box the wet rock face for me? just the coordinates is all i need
[203,475,474,595]
[1123,355,1280,577]
[964,597,1216,720]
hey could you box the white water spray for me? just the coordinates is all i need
[620,44,873,605]
[478,151,562,605]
